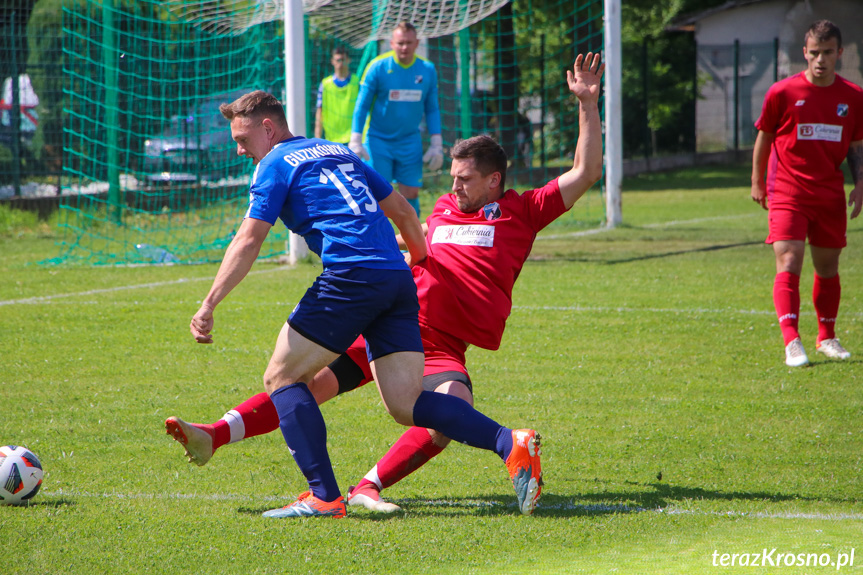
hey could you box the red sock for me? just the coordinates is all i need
[210,392,280,450]
[358,427,445,490]
[813,273,840,343]
[774,271,801,345]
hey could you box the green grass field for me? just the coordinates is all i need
[1,164,861,574]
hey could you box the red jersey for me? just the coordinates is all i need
[755,72,863,207]
[413,179,568,350]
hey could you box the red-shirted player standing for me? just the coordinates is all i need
[164,53,605,513]
[751,20,863,367]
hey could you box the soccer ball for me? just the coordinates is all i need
[0,445,43,505]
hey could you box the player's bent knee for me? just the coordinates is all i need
[263,369,300,395]
[387,404,415,427]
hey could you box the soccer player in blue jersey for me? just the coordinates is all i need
[181,90,542,518]
[349,21,444,217]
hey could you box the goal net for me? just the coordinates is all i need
[49,0,603,265]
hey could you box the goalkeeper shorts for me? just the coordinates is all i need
[367,134,423,188]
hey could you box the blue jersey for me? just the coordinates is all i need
[245,137,407,270]
[351,51,441,142]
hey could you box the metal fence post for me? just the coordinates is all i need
[642,37,650,159]
[733,38,739,151]
[773,37,779,82]
[11,11,22,198]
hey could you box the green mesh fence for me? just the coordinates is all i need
[48,0,603,265]
[51,0,286,265]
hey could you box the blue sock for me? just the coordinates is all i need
[412,391,513,460]
[269,383,341,502]
[407,196,420,218]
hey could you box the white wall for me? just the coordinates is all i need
[695,0,790,45]
[693,0,863,152]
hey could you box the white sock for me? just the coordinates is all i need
[220,409,245,444]
[363,465,383,489]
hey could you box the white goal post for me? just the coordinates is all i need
[604,0,622,228]
[164,0,621,239]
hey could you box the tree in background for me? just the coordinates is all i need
[0,1,36,86]
[621,0,727,159]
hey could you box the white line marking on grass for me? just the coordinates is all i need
[42,489,863,520]
[0,266,292,307]
[660,508,863,521]
[536,213,761,241]
[10,295,863,320]
[512,304,863,319]
[44,488,279,502]
[3,215,762,307]
[513,304,774,316]
[642,213,761,228]
[525,502,863,520]
[538,227,609,240]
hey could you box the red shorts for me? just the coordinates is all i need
[345,322,470,388]
[766,202,847,249]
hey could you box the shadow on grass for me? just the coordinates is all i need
[231,479,858,520]
[13,498,76,508]
[622,164,751,193]
[536,480,830,517]
[603,240,764,265]
[235,480,841,520]
[236,504,411,521]
[799,358,862,369]
[236,498,521,519]
[530,240,764,265]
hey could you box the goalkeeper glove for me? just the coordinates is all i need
[349,132,369,161]
[422,134,444,171]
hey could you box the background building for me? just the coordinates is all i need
[677,0,862,152]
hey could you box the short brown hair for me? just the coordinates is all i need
[805,20,842,49]
[219,90,288,129]
[394,21,417,36]
[451,135,508,191]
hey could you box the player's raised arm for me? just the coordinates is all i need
[557,53,604,209]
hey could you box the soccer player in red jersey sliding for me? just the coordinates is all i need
[751,20,863,367]
[166,53,604,513]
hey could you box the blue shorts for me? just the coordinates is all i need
[287,267,422,360]
[367,134,423,188]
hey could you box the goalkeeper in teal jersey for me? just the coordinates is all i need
[350,21,444,217]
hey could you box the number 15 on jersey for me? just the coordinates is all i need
[319,163,378,215]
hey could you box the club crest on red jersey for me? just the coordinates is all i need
[837,103,849,117]
[483,202,502,221]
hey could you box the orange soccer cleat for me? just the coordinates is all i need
[505,429,543,515]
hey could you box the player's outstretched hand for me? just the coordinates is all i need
[349,132,370,161]
[190,305,214,344]
[566,52,604,104]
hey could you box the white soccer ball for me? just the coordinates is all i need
[0,445,44,505]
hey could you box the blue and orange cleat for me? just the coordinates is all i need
[262,491,347,518]
[505,429,543,515]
